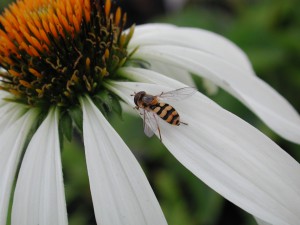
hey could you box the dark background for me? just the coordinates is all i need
[2,0,300,224]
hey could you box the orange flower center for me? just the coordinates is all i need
[0,0,133,107]
[0,0,91,58]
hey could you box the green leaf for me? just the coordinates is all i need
[111,96,123,119]
[69,105,83,132]
[92,90,123,119]
[59,111,73,142]
[94,90,112,106]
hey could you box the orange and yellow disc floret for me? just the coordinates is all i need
[0,0,134,107]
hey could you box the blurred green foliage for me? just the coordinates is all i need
[0,0,10,10]
[1,0,300,224]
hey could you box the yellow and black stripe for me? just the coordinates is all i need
[150,102,180,125]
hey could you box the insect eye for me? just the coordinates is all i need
[134,95,140,105]
[142,96,153,104]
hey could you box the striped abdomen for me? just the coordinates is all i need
[149,102,180,125]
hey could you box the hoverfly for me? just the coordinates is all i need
[132,87,196,141]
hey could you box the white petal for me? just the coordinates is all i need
[0,91,9,105]
[202,78,219,95]
[133,46,300,143]
[0,110,37,225]
[128,23,175,37]
[256,217,272,225]
[80,97,167,225]
[0,92,13,108]
[117,67,185,89]
[0,93,27,135]
[108,79,300,225]
[11,108,67,225]
[0,92,18,108]
[146,60,195,87]
[130,24,254,74]
[0,103,26,135]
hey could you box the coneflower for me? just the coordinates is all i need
[0,0,299,225]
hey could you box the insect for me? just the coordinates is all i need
[132,87,196,141]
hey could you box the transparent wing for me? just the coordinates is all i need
[158,87,197,101]
[138,108,160,138]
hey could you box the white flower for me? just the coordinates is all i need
[0,1,300,225]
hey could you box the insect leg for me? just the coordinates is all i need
[180,121,188,125]
[158,91,164,97]
[157,125,162,141]
[153,114,162,141]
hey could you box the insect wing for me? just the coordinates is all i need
[158,87,196,101]
[138,108,159,138]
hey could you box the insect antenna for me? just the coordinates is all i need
[158,127,162,141]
